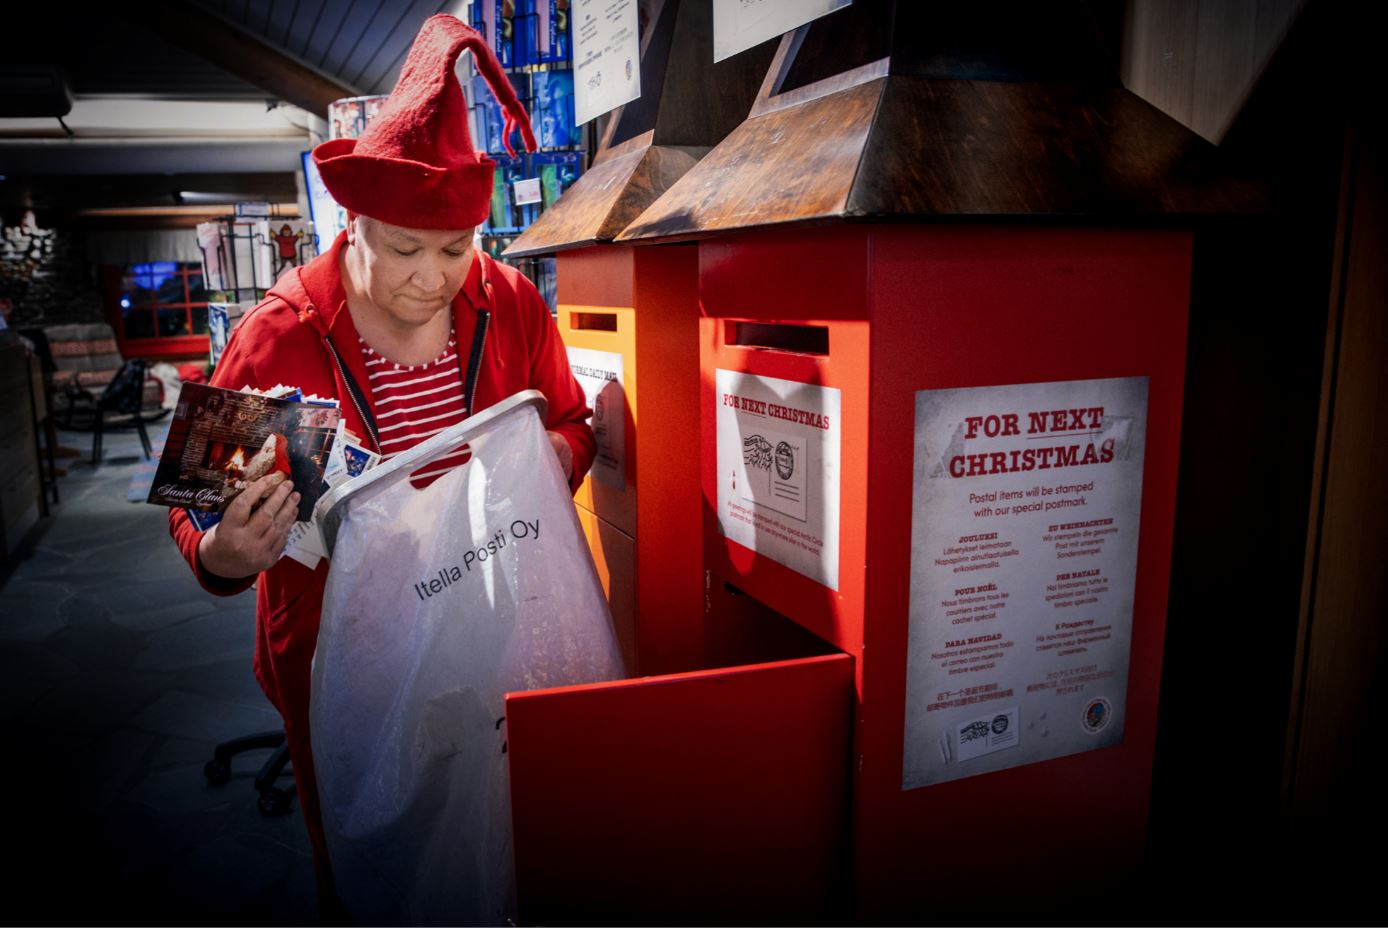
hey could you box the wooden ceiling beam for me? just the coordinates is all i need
[130,1,359,116]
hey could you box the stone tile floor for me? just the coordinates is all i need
[0,426,317,925]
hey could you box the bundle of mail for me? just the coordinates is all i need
[184,383,381,570]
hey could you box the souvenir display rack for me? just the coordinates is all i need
[467,0,588,311]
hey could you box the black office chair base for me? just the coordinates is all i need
[257,785,295,817]
[205,729,296,817]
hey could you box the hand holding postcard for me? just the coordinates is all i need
[148,382,340,523]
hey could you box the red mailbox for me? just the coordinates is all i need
[691,222,1191,918]
[618,2,1259,918]
[551,244,703,675]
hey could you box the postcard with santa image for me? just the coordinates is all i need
[148,382,341,522]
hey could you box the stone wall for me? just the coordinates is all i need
[1,222,107,329]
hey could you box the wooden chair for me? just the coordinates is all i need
[91,358,169,465]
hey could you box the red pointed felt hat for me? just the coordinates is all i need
[313,14,537,230]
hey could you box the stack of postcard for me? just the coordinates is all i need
[148,382,383,570]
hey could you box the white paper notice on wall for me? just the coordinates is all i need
[715,369,841,589]
[567,346,626,490]
[901,376,1148,790]
[712,0,854,62]
[572,0,641,126]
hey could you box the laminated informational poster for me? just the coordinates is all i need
[715,369,841,589]
[572,0,641,126]
[902,376,1148,789]
[567,346,625,490]
[712,0,853,62]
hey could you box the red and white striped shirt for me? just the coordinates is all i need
[360,330,472,488]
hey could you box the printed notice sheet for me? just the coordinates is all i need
[902,377,1148,789]
[567,346,626,490]
[712,0,853,62]
[572,0,641,126]
[715,369,840,589]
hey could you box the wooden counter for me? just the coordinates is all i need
[1,340,43,560]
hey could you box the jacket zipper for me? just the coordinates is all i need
[317,269,491,448]
[324,335,381,452]
[464,309,490,417]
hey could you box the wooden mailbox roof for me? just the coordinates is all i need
[618,0,1267,242]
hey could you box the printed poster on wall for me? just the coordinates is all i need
[712,0,853,62]
[572,0,641,126]
[567,346,625,490]
[715,369,840,589]
[902,376,1148,789]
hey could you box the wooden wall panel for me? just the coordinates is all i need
[1285,125,1388,845]
[1123,0,1305,142]
[1123,0,1200,130]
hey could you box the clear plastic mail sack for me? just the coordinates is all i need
[310,391,624,925]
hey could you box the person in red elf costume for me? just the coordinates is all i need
[166,14,593,913]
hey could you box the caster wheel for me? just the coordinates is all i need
[258,787,293,817]
[204,758,231,786]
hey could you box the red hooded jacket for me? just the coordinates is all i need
[168,233,593,887]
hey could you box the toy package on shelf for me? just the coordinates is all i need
[471,0,490,54]
[509,254,557,314]
[208,301,252,369]
[531,150,584,209]
[328,95,388,142]
[465,0,579,244]
[462,76,488,166]
[482,237,558,315]
[486,157,528,233]
[523,0,570,66]
[533,256,557,312]
[498,0,517,67]
[302,152,345,251]
[530,68,576,149]
[472,72,533,156]
[474,0,518,68]
[481,234,517,264]
[513,0,536,67]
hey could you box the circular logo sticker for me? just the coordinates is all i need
[1081,697,1112,734]
[990,713,1010,735]
[774,441,795,480]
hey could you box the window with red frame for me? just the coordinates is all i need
[105,261,210,358]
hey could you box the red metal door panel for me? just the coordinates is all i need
[853,225,1192,919]
[692,223,1191,920]
[506,652,855,925]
